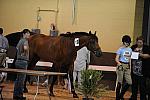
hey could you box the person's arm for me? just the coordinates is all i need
[129,57,132,70]
[115,48,122,66]
[139,46,150,59]
[129,48,132,68]
[115,54,122,66]
[139,53,150,59]
[5,38,9,50]
[0,38,2,48]
[24,45,28,51]
[24,41,29,55]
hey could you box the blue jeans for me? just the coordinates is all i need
[13,60,28,97]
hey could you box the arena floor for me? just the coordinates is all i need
[1,81,138,100]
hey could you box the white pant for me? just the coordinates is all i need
[73,71,81,84]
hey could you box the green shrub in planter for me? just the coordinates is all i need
[78,69,105,100]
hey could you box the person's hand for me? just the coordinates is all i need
[139,53,143,57]
[117,62,122,66]
[139,53,150,59]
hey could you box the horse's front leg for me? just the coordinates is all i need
[49,64,58,96]
[49,75,57,96]
[69,69,78,98]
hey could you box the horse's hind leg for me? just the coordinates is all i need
[49,64,58,96]
[49,75,57,96]
[23,76,30,93]
[24,54,40,93]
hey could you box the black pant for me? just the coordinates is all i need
[131,74,147,100]
[146,77,150,100]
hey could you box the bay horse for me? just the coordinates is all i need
[28,31,102,98]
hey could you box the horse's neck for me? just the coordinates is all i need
[74,36,89,51]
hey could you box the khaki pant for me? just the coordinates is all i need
[116,63,132,85]
[0,53,6,66]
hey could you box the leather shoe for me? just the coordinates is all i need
[23,88,28,93]
[13,96,26,100]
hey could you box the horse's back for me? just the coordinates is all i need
[29,34,70,61]
[29,34,76,66]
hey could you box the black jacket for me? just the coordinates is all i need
[131,45,150,78]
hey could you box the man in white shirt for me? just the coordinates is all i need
[73,46,90,86]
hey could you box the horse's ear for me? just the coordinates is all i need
[89,31,92,34]
[94,31,96,35]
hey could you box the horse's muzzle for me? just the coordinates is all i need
[94,50,102,57]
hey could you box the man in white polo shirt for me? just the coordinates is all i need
[73,46,90,86]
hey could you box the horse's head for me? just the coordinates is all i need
[86,31,102,57]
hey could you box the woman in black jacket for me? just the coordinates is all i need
[130,36,150,100]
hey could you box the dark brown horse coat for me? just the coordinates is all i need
[28,32,102,98]
[29,34,77,68]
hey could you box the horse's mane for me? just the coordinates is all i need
[29,32,98,41]
[60,32,91,37]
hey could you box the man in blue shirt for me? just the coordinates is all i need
[0,28,9,83]
[0,28,9,67]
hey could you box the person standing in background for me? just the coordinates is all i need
[0,28,9,82]
[13,29,30,100]
[73,46,90,86]
[115,35,132,100]
[130,36,150,100]
[49,23,58,36]
[0,28,9,67]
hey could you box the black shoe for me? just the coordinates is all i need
[23,88,28,93]
[120,98,124,100]
[13,96,26,100]
[120,83,130,100]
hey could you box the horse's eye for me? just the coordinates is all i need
[90,39,95,43]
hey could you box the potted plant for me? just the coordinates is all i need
[78,69,105,100]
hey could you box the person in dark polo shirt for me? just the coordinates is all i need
[130,36,150,100]
[13,29,30,100]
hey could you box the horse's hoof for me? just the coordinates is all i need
[49,92,55,97]
[73,94,79,98]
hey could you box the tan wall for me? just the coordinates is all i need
[0,0,136,52]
